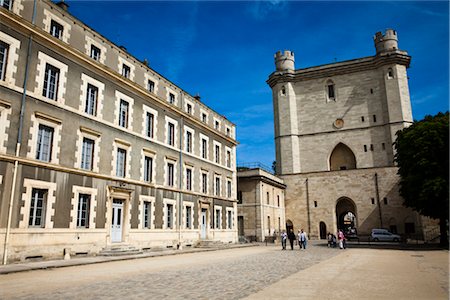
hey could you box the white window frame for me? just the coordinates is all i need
[213,141,221,165]
[111,139,131,178]
[165,116,178,148]
[166,87,178,105]
[184,98,194,115]
[141,148,156,183]
[226,207,234,229]
[200,170,209,195]
[69,186,97,229]
[114,91,134,131]
[225,146,232,168]
[19,179,56,229]
[144,73,159,95]
[85,35,106,64]
[184,164,194,191]
[183,201,194,229]
[0,31,21,87]
[227,178,232,199]
[0,102,11,154]
[164,157,177,188]
[80,74,105,119]
[43,9,71,43]
[200,133,209,160]
[200,109,208,123]
[118,56,135,81]
[213,117,221,131]
[75,127,101,173]
[142,105,158,140]
[139,195,155,229]
[27,112,62,164]
[326,79,336,102]
[163,198,177,230]
[35,52,68,104]
[184,125,195,154]
[214,205,222,229]
[214,174,221,197]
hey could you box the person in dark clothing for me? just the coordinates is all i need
[288,229,296,250]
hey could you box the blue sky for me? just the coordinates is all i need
[67,1,449,167]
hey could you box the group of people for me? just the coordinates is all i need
[327,230,347,249]
[280,229,308,250]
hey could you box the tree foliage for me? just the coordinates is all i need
[394,112,449,245]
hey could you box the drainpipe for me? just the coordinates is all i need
[305,178,311,235]
[177,95,184,250]
[3,0,37,265]
[375,173,383,228]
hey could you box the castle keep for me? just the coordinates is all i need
[267,29,435,239]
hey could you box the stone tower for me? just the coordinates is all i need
[267,30,434,240]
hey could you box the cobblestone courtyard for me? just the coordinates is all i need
[1,243,448,300]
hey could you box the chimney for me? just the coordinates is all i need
[194,94,201,101]
[119,45,127,52]
[55,1,69,11]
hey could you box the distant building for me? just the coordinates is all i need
[0,0,237,263]
[237,166,286,242]
[267,29,438,239]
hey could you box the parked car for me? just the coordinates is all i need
[371,229,401,242]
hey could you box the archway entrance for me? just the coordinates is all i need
[319,222,327,239]
[336,197,357,235]
[286,219,293,234]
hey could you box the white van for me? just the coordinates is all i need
[371,229,401,242]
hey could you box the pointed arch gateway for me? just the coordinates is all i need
[329,143,356,171]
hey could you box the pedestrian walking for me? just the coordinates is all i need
[300,229,307,249]
[288,229,296,250]
[281,230,287,250]
[338,229,346,249]
[327,232,333,248]
[297,230,302,249]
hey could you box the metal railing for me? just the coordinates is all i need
[237,162,274,174]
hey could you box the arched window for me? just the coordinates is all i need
[387,68,394,79]
[329,143,356,171]
[326,80,336,101]
[280,86,286,96]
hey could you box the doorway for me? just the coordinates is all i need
[319,221,327,239]
[238,216,244,236]
[336,197,357,234]
[111,199,124,243]
[201,208,207,239]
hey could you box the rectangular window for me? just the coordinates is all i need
[116,148,127,177]
[237,191,242,204]
[43,64,60,100]
[187,103,192,114]
[226,151,231,168]
[215,144,220,163]
[143,201,151,229]
[373,114,377,122]
[167,162,174,186]
[202,113,207,123]
[361,116,365,122]
[202,173,207,194]
[277,195,280,207]
[227,210,232,229]
[168,122,175,146]
[29,188,47,227]
[0,41,8,81]
[85,84,98,116]
[201,139,207,159]
[370,144,374,151]
[371,198,375,205]
[119,99,129,128]
[36,124,54,162]
[226,128,230,136]
[266,192,269,204]
[215,209,221,229]
[364,145,367,152]
[144,156,153,182]
[146,112,154,138]
[327,84,335,99]
[186,168,192,190]
[81,137,94,170]
[1,0,13,9]
[186,131,192,153]
[147,80,155,93]
[122,64,131,78]
[167,204,173,229]
[382,143,386,150]
[50,20,63,39]
[383,197,388,205]
[215,120,219,130]
[227,181,232,198]
[77,194,90,228]
[169,93,175,104]
[90,45,101,61]
[186,206,192,229]
[215,177,220,196]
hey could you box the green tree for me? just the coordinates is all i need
[394,112,449,246]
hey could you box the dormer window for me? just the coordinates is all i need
[169,93,175,104]
[326,80,336,101]
[90,45,101,61]
[147,80,155,93]
[50,20,63,39]
[1,0,12,9]
[122,64,131,78]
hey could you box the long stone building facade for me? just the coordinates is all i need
[268,29,437,240]
[0,0,238,263]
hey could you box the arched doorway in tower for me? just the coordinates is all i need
[336,197,357,235]
[319,222,327,239]
[286,219,293,234]
[329,143,356,171]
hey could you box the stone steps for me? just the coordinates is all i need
[99,245,143,256]
[195,240,226,248]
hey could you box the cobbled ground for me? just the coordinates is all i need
[19,243,340,300]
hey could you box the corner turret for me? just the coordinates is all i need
[374,29,399,55]
[274,50,295,72]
